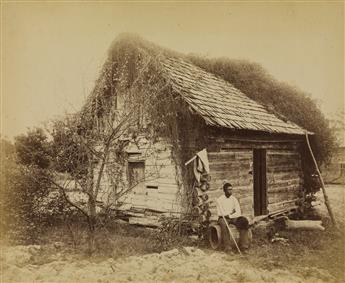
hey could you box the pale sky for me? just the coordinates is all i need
[1,2,344,140]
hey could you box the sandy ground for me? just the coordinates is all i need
[1,245,333,283]
[1,184,343,283]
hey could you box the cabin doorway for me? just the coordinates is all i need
[253,149,267,216]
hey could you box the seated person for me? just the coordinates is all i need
[217,182,251,251]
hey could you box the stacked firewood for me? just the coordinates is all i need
[191,173,212,235]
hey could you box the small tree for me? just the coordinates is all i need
[1,136,53,243]
[14,44,174,253]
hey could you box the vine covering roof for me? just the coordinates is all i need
[161,57,306,135]
[87,34,308,136]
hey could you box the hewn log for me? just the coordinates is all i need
[267,149,301,155]
[267,192,300,204]
[128,216,160,227]
[212,143,297,151]
[267,178,301,186]
[210,173,252,184]
[267,165,301,173]
[267,172,302,180]
[208,150,251,159]
[268,199,299,213]
[285,218,325,231]
[267,184,300,193]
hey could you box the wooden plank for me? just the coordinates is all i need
[267,184,300,193]
[209,163,251,172]
[267,172,302,181]
[267,149,301,155]
[267,177,301,186]
[267,166,301,173]
[208,134,302,144]
[267,162,301,168]
[268,192,300,204]
[208,150,252,159]
[147,192,178,202]
[268,199,298,213]
[156,184,179,192]
[239,197,253,207]
[241,205,254,217]
[129,216,160,227]
[210,172,252,181]
[157,177,179,185]
[215,143,297,151]
[154,166,177,177]
[208,155,252,163]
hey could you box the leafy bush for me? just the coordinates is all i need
[1,136,76,244]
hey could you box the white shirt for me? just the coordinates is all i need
[216,195,241,218]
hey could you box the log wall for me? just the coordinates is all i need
[96,129,305,226]
[207,150,253,221]
[266,149,304,213]
[204,133,305,221]
[97,136,183,224]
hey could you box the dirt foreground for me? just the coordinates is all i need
[1,244,334,283]
[2,185,343,283]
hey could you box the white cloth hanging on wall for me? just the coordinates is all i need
[193,148,210,182]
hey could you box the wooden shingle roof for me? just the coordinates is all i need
[161,57,306,135]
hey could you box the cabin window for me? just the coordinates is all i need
[128,161,145,188]
[253,149,267,216]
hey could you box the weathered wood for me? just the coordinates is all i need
[208,183,252,193]
[268,192,300,204]
[157,185,180,194]
[208,150,251,157]
[267,149,301,155]
[128,216,160,227]
[150,193,178,202]
[209,164,251,173]
[215,143,298,151]
[268,198,299,213]
[208,134,302,144]
[267,165,301,173]
[267,178,301,186]
[210,172,252,183]
[239,196,254,206]
[285,218,325,231]
[267,184,299,193]
[267,173,302,182]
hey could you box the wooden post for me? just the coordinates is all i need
[305,132,337,227]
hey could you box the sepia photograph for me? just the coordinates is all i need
[1,1,344,282]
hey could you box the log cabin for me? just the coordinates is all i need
[81,35,311,227]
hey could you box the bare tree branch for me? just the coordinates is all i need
[50,179,89,217]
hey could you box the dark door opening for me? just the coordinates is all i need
[253,149,267,216]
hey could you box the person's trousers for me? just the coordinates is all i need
[218,217,252,250]
[218,217,238,250]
